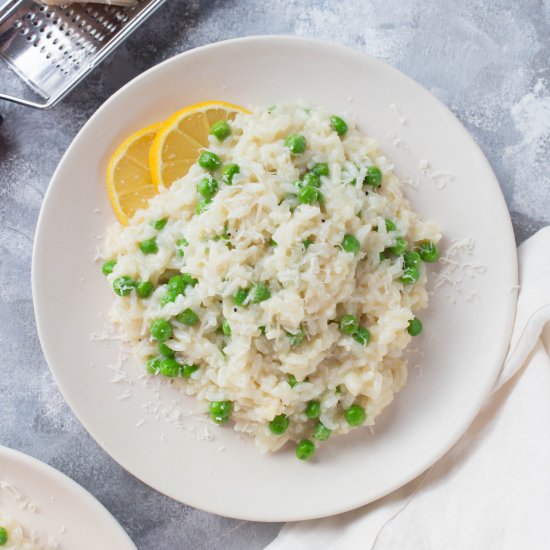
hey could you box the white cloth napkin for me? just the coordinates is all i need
[267,226,550,550]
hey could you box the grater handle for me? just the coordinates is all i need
[0,91,51,109]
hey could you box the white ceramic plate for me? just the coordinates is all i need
[32,36,517,522]
[0,446,135,548]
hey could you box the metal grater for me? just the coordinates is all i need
[0,0,166,109]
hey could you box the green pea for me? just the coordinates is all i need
[288,374,297,387]
[313,421,332,441]
[302,172,321,188]
[198,176,219,199]
[210,400,232,424]
[418,241,440,263]
[287,329,306,347]
[222,163,240,185]
[296,439,315,460]
[401,266,420,285]
[404,251,421,268]
[341,234,360,254]
[159,357,180,377]
[160,289,179,306]
[177,308,199,326]
[311,163,329,177]
[168,274,197,296]
[269,414,289,435]
[233,287,250,306]
[364,165,382,188]
[135,281,154,299]
[353,326,371,346]
[181,363,199,378]
[210,120,231,141]
[345,404,366,426]
[198,151,221,170]
[407,317,423,336]
[196,198,211,214]
[385,218,396,232]
[390,237,407,256]
[150,318,172,341]
[330,115,348,136]
[102,259,117,275]
[182,273,199,287]
[158,342,175,357]
[221,318,231,337]
[113,275,134,296]
[339,314,359,335]
[250,283,271,303]
[297,185,322,205]
[284,133,307,155]
[168,275,185,294]
[0,526,7,545]
[146,356,161,375]
[153,218,167,230]
[139,238,158,255]
[305,400,321,419]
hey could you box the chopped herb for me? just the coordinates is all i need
[287,327,306,347]
[213,223,231,242]
[221,318,231,337]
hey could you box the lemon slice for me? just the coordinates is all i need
[106,122,161,225]
[149,100,248,190]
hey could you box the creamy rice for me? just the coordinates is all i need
[103,104,441,454]
[0,517,38,550]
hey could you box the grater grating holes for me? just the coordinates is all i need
[1,0,166,107]
[20,4,121,75]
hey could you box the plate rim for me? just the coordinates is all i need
[31,35,518,521]
[0,445,136,547]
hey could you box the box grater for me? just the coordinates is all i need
[0,0,166,109]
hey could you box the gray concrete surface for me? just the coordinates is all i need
[0,1,548,548]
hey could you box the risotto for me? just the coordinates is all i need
[0,517,38,550]
[102,104,441,459]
